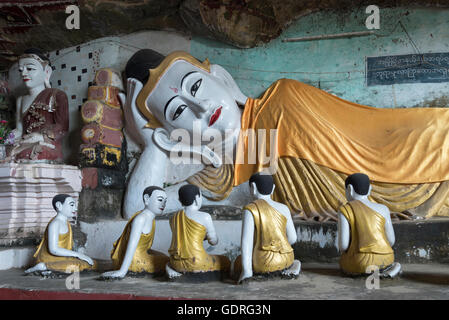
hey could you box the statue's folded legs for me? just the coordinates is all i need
[233,173,301,284]
[338,173,402,278]
[25,194,96,276]
[166,184,230,281]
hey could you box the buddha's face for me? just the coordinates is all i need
[146,60,241,137]
[144,190,167,215]
[18,58,47,90]
[58,197,77,219]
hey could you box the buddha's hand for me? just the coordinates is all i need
[119,78,145,128]
[76,253,94,266]
[101,270,127,279]
[21,132,44,144]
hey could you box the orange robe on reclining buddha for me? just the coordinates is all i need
[231,79,449,221]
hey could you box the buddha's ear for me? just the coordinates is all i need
[153,127,222,167]
[152,127,177,153]
[250,182,257,197]
[55,201,63,211]
[345,184,354,199]
[44,65,52,88]
[210,64,247,106]
[143,193,150,204]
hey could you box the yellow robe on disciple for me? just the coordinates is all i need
[168,210,230,273]
[339,200,395,275]
[111,211,168,274]
[233,79,449,220]
[34,219,95,273]
[234,199,294,275]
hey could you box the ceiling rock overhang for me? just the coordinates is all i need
[0,0,449,70]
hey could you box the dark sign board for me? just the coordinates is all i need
[366,52,449,86]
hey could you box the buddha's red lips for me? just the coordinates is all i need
[209,106,222,127]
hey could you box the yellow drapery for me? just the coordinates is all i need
[233,79,449,220]
[339,200,395,274]
[111,211,168,274]
[168,210,230,273]
[187,164,235,201]
[235,79,449,184]
[272,157,449,221]
[34,219,95,272]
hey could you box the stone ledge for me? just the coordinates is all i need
[294,218,449,264]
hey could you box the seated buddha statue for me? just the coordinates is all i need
[338,173,402,278]
[10,48,68,163]
[120,49,449,222]
[233,173,300,283]
[101,186,169,279]
[25,194,96,275]
[165,184,230,280]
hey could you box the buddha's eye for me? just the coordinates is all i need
[190,79,202,97]
[172,105,187,121]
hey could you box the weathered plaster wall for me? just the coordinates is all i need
[190,7,449,109]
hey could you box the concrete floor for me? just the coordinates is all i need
[0,263,448,300]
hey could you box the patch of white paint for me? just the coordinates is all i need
[297,226,336,249]
[0,247,34,270]
[417,248,430,259]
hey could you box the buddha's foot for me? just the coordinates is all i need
[281,260,301,279]
[380,262,402,279]
[24,262,46,274]
[165,263,182,280]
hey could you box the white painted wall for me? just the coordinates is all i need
[0,247,34,270]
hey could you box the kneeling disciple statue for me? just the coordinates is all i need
[166,184,230,281]
[338,173,402,278]
[101,186,169,279]
[25,194,96,275]
[234,173,300,284]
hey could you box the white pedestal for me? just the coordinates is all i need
[0,162,82,245]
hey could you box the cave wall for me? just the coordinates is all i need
[191,7,449,109]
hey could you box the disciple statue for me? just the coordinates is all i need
[10,48,68,162]
[234,173,300,283]
[165,184,230,280]
[338,173,401,278]
[25,194,96,275]
[121,49,449,222]
[101,186,169,279]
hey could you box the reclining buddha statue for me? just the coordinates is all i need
[120,49,449,222]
